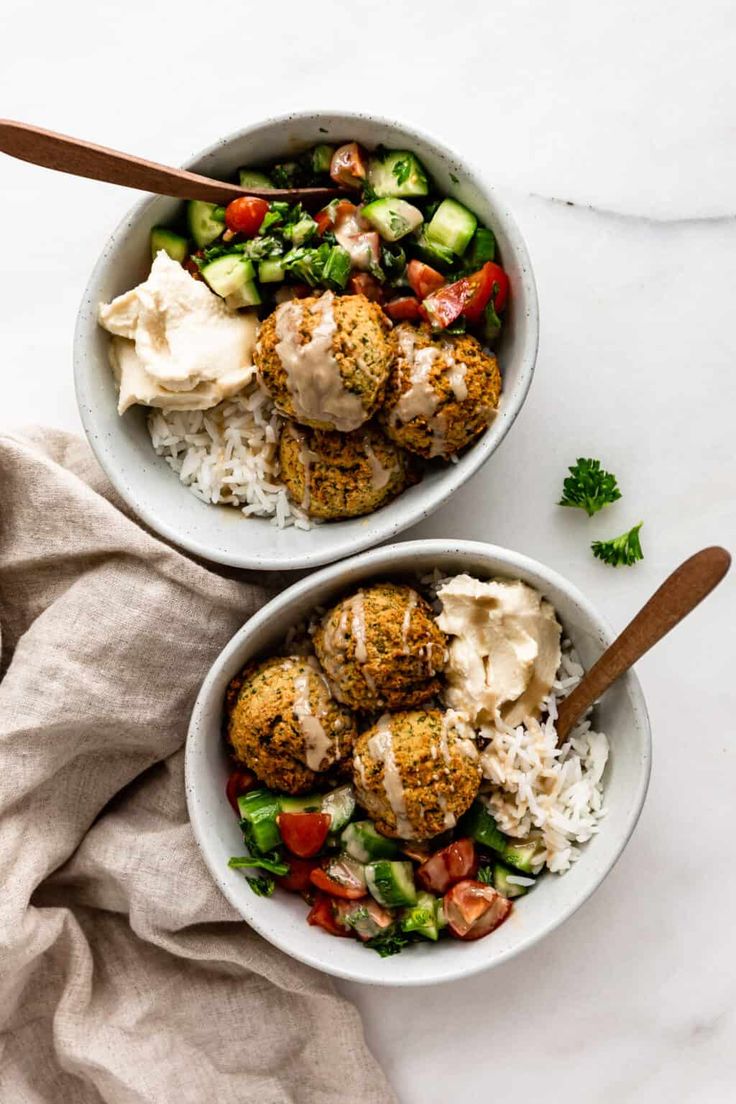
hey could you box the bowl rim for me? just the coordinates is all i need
[73,109,540,570]
[185,538,652,986]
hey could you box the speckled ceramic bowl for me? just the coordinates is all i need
[74,112,539,570]
[186,540,651,986]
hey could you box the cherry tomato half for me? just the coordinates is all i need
[407,259,446,300]
[422,262,509,328]
[348,272,384,302]
[225,196,269,237]
[276,857,321,894]
[310,868,367,900]
[444,880,512,941]
[330,143,367,188]
[417,838,478,895]
[384,296,423,322]
[225,767,257,815]
[307,893,352,936]
[277,811,331,858]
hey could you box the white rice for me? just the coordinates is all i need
[147,381,311,529]
[478,644,609,873]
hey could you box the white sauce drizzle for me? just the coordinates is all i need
[363,437,392,491]
[274,292,366,431]
[392,327,449,457]
[292,669,334,771]
[368,715,414,838]
[400,591,418,654]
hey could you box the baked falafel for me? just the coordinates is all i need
[352,709,481,839]
[278,420,418,520]
[313,582,447,711]
[381,323,502,459]
[254,291,391,432]
[226,655,357,794]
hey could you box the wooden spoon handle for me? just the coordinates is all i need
[0,119,341,205]
[555,546,731,743]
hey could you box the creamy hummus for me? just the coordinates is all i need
[98,251,258,414]
[436,575,562,727]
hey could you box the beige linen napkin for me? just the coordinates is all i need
[0,429,395,1104]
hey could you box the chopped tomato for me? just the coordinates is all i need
[422,262,509,329]
[330,142,367,188]
[225,196,269,236]
[277,812,331,858]
[310,868,367,900]
[307,893,352,937]
[407,260,446,299]
[444,880,512,941]
[417,838,478,895]
[183,254,202,280]
[276,857,320,894]
[384,296,422,322]
[315,199,357,235]
[225,767,257,815]
[349,272,384,302]
[334,897,394,940]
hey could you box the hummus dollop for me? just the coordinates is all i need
[435,574,562,727]
[98,251,258,414]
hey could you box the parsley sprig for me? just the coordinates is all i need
[592,523,644,567]
[559,458,622,517]
[365,928,412,958]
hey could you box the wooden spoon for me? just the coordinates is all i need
[0,119,346,206]
[555,546,731,743]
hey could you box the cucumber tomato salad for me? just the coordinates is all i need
[153,141,509,340]
[226,776,529,955]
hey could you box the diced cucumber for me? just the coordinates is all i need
[321,785,356,832]
[400,891,440,941]
[150,227,188,264]
[362,198,424,242]
[187,200,225,248]
[426,198,477,256]
[321,245,351,290]
[502,838,545,875]
[342,821,399,863]
[279,793,324,814]
[225,283,261,310]
[465,226,496,266]
[461,800,509,854]
[412,230,457,271]
[367,150,430,198]
[237,790,281,853]
[284,214,318,247]
[258,258,286,283]
[366,860,417,908]
[324,854,367,893]
[311,143,336,174]
[493,862,534,899]
[201,255,255,298]
[239,168,274,189]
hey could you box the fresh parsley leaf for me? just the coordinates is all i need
[228,854,289,876]
[392,156,411,186]
[362,180,379,204]
[559,458,622,517]
[246,875,275,897]
[476,865,494,884]
[591,522,644,567]
[365,928,412,958]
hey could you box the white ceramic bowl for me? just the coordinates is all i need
[74,112,539,570]
[186,540,651,986]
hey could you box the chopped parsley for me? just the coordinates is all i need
[228,854,290,876]
[591,522,644,567]
[246,875,275,897]
[365,928,412,958]
[392,156,412,186]
[476,865,494,884]
[559,458,622,517]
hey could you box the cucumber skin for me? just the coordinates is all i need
[426,198,478,256]
[237,790,281,853]
[367,151,429,199]
[150,227,188,264]
[201,255,256,299]
[365,860,417,908]
[461,800,509,854]
[311,144,336,174]
[187,200,225,249]
[239,168,274,189]
[279,794,323,814]
[361,198,423,243]
[258,259,286,283]
[493,862,531,899]
[400,892,440,941]
[342,821,399,863]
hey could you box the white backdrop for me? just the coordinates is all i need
[3,2,736,1100]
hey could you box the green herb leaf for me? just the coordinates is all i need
[246,875,275,897]
[476,865,494,884]
[228,855,289,876]
[591,522,644,567]
[392,156,412,186]
[559,458,622,517]
[365,928,412,958]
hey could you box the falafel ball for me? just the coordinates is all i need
[254,292,391,432]
[352,709,481,839]
[313,582,447,711]
[226,655,357,794]
[279,420,419,520]
[381,323,502,459]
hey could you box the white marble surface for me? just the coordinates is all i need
[3,1,736,1100]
